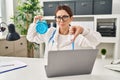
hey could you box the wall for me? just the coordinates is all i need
[5,0,14,24]
[112,0,120,14]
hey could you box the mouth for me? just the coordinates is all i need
[59,23,65,26]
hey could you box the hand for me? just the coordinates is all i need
[69,26,83,42]
[33,15,43,23]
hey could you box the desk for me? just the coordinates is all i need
[0,56,120,80]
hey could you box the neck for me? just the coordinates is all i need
[59,27,69,35]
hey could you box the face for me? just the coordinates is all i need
[55,10,73,29]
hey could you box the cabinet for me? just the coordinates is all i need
[0,36,28,57]
[43,1,75,16]
[75,0,93,15]
[42,0,112,16]
[43,14,120,60]
[93,0,112,14]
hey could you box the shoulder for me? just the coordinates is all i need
[47,27,56,33]
[45,27,56,37]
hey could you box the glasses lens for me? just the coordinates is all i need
[62,15,69,21]
[55,15,69,22]
[55,16,61,21]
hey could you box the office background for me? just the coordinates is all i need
[0,0,120,59]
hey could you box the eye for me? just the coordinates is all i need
[62,15,69,18]
[57,16,62,19]
[55,16,61,19]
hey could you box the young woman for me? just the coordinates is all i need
[27,5,101,64]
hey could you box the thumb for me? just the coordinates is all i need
[71,29,79,42]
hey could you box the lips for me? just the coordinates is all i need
[59,23,65,26]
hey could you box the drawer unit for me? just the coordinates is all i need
[14,37,27,51]
[93,0,112,14]
[0,36,27,57]
[0,40,14,56]
[76,0,93,15]
[14,37,27,57]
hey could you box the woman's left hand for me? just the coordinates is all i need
[69,26,84,42]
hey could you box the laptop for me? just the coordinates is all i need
[45,49,98,77]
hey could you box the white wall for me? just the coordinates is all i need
[5,0,14,24]
[0,0,6,22]
[0,0,2,22]
[112,0,120,14]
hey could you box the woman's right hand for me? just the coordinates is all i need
[33,15,43,23]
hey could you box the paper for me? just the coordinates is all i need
[0,60,27,74]
[104,64,120,72]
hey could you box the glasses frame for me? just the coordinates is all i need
[55,15,70,22]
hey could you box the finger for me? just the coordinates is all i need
[33,16,38,23]
[69,30,74,35]
[71,28,80,42]
[70,36,76,42]
[38,16,43,20]
[33,16,43,23]
[69,27,75,35]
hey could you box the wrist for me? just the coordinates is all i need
[82,27,90,36]
[79,27,84,34]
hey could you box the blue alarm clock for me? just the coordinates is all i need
[36,20,48,34]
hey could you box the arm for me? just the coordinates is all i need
[26,23,46,44]
[69,26,102,48]
[27,15,47,44]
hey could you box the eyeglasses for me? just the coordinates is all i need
[55,15,70,22]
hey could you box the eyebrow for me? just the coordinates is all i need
[56,15,69,17]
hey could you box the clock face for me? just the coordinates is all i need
[36,20,48,34]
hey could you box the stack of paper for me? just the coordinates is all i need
[104,64,120,71]
[0,60,27,74]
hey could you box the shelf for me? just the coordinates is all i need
[101,37,117,43]
[94,15,120,19]
[43,16,55,20]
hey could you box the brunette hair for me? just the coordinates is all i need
[55,5,73,17]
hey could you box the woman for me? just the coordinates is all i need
[27,5,101,64]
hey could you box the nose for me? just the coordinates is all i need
[60,18,64,22]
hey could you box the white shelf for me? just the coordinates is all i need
[101,37,117,43]
[43,15,120,21]
[43,16,54,20]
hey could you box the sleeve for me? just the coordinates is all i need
[26,23,46,44]
[26,23,56,44]
[77,27,102,48]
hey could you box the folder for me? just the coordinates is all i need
[0,60,27,74]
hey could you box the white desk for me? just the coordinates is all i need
[0,56,120,80]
